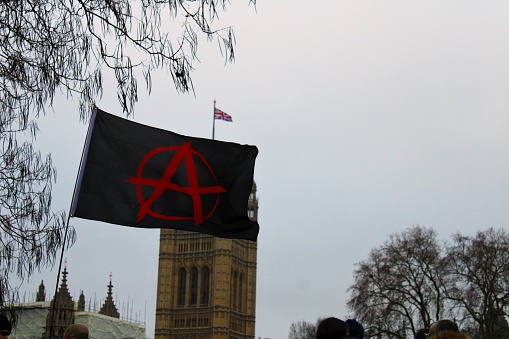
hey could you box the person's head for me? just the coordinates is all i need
[64,323,89,339]
[345,319,364,339]
[429,319,459,335]
[0,314,11,338]
[415,328,430,339]
[317,317,349,339]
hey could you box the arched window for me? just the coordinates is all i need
[190,267,198,305]
[178,268,187,306]
[201,266,210,305]
[232,270,238,309]
[239,272,244,311]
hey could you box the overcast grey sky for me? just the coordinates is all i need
[18,1,509,338]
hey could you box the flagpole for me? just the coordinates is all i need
[212,100,216,140]
[48,216,71,337]
[49,106,98,336]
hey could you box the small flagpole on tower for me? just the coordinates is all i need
[212,99,216,140]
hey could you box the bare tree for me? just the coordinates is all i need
[446,228,509,339]
[347,225,453,338]
[1,0,254,123]
[0,113,76,316]
[289,320,316,339]
[289,317,325,339]
[347,226,509,339]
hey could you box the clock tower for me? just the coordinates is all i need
[155,183,258,339]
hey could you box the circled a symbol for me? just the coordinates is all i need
[126,141,226,225]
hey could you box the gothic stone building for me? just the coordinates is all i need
[155,183,258,339]
[10,266,144,339]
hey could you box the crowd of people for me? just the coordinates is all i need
[316,316,470,339]
[0,311,469,338]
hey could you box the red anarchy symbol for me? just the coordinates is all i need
[126,141,226,225]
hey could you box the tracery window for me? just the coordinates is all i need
[201,266,210,305]
[232,270,238,309]
[239,273,244,311]
[190,267,198,305]
[178,268,187,306]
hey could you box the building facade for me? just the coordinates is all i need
[155,183,258,339]
[10,267,145,339]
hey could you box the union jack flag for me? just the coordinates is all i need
[214,108,233,122]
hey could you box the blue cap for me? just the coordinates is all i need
[346,319,364,339]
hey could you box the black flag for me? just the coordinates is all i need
[71,109,259,241]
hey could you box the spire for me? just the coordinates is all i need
[36,280,46,302]
[45,261,75,339]
[99,273,120,318]
[55,265,73,305]
[77,290,85,312]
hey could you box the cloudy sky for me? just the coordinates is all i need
[17,1,509,338]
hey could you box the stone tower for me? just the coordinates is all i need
[99,274,120,318]
[77,291,86,312]
[36,280,46,302]
[44,266,75,339]
[155,183,259,339]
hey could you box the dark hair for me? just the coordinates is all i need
[317,317,348,339]
[0,314,12,333]
[434,319,459,333]
[346,319,364,338]
[415,328,429,339]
